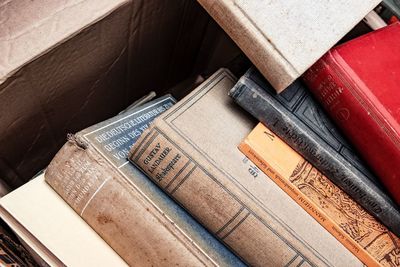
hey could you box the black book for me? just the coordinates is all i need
[229,68,400,236]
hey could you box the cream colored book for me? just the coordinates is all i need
[197,0,380,92]
[0,173,127,267]
[129,69,364,266]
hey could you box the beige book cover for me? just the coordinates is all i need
[129,69,363,266]
[44,95,239,266]
[0,173,127,267]
[196,0,380,92]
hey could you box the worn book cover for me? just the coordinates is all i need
[0,174,127,266]
[45,95,242,267]
[239,123,400,267]
[196,0,380,92]
[303,22,400,205]
[129,69,363,267]
[229,68,400,236]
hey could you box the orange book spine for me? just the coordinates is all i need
[239,123,400,267]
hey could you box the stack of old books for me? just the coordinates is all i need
[1,0,399,266]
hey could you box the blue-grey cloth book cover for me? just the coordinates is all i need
[229,68,400,237]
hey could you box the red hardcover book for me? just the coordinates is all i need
[303,22,400,205]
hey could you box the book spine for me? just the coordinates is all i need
[129,124,329,267]
[229,78,400,237]
[129,126,255,265]
[196,0,298,92]
[303,52,400,205]
[238,124,400,267]
[45,139,216,266]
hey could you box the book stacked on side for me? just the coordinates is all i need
[1,2,399,267]
[196,0,380,92]
[303,22,400,205]
[129,69,365,266]
[2,64,399,266]
[228,22,400,267]
[128,66,400,266]
[2,95,243,266]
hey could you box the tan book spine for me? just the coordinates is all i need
[45,139,217,267]
[238,123,400,267]
[129,123,336,267]
[196,0,297,92]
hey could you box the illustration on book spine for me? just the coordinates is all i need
[229,68,400,237]
[239,123,400,267]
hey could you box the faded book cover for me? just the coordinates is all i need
[229,68,400,236]
[0,174,128,267]
[45,95,243,267]
[239,123,400,267]
[196,0,380,92]
[303,23,400,204]
[129,69,363,267]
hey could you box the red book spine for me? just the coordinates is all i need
[303,51,400,205]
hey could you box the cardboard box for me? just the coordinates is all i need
[0,0,241,188]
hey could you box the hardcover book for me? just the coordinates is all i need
[196,0,380,92]
[229,68,400,236]
[303,22,400,205]
[45,95,242,266]
[129,69,363,267]
[0,174,128,266]
[239,123,400,267]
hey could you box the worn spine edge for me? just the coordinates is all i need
[45,137,216,266]
[197,0,298,92]
[303,51,400,204]
[229,78,400,237]
[129,126,251,265]
[238,139,381,267]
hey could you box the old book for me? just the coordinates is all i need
[129,69,364,266]
[239,123,400,267]
[229,68,400,237]
[0,174,127,266]
[303,22,400,205]
[45,95,242,267]
[196,0,380,92]
[381,0,400,19]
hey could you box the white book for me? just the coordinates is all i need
[197,0,380,92]
[0,173,127,267]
